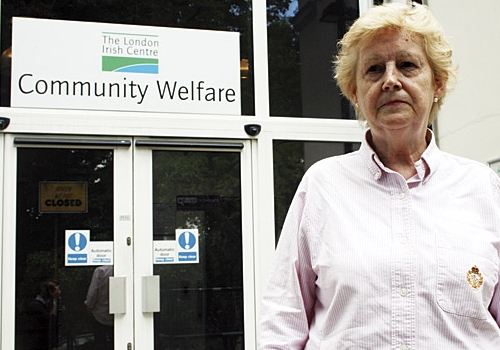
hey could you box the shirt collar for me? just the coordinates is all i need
[359,128,440,183]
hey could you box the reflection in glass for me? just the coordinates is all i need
[268,0,359,118]
[1,0,254,115]
[152,150,244,349]
[15,148,114,349]
[273,140,360,243]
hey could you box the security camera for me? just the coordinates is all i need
[244,124,261,137]
[0,117,10,130]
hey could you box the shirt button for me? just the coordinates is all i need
[398,192,406,200]
[374,171,382,180]
[400,236,409,244]
[400,345,409,350]
[400,288,408,297]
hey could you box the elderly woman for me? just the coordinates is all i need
[258,3,500,349]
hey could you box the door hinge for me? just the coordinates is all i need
[127,237,132,246]
[127,342,132,350]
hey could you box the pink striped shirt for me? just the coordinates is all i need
[259,130,500,349]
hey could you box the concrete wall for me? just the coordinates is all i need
[429,0,500,166]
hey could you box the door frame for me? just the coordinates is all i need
[1,134,136,349]
[0,132,4,348]
[2,132,21,350]
[0,132,257,349]
[132,137,255,349]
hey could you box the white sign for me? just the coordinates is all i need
[153,228,199,264]
[176,229,199,263]
[11,17,241,115]
[65,229,113,266]
[88,241,114,265]
[154,240,177,263]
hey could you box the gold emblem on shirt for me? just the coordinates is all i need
[467,265,483,289]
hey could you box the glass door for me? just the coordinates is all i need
[133,139,253,349]
[6,135,134,350]
[3,135,253,350]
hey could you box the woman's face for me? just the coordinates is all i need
[352,28,444,135]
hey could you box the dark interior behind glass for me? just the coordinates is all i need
[267,0,359,118]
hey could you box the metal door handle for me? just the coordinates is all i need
[109,276,127,314]
[142,275,160,313]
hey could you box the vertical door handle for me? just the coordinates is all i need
[109,276,127,314]
[142,275,160,313]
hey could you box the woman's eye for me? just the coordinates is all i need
[367,65,382,73]
[400,61,416,69]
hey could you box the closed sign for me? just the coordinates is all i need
[39,182,88,213]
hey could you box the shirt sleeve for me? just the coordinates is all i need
[258,178,318,349]
[84,267,102,310]
[489,282,500,327]
[489,172,500,327]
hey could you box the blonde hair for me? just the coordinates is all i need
[334,3,457,124]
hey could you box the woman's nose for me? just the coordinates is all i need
[382,65,401,91]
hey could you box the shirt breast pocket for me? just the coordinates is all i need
[436,244,498,320]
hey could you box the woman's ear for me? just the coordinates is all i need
[350,92,358,107]
[434,75,447,99]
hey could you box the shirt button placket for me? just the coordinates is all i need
[392,184,414,350]
[398,191,409,244]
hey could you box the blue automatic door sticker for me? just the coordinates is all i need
[178,231,196,250]
[68,232,88,252]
